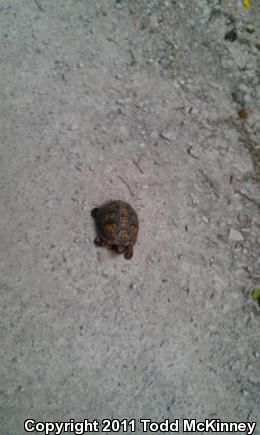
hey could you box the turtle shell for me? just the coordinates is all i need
[93,200,139,246]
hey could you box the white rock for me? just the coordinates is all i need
[229,228,244,242]
[244,94,252,102]
[149,14,159,29]
[69,124,78,131]
[190,107,199,115]
[160,131,177,141]
[238,83,249,94]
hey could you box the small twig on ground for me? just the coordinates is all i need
[118,176,134,197]
[229,175,238,185]
[97,252,102,264]
[235,190,260,209]
[132,159,144,174]
[33,0,44,12]
[128,49,136,66]
[107,37,118,45]
[198,169,220,198]
[187,146,199,159]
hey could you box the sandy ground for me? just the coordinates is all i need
[0,1,260,434]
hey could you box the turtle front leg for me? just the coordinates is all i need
[124,246,133,260]
[106,240,114,250]
[94,236,105,246]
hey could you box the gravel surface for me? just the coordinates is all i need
[0,1,259,434]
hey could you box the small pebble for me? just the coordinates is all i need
[245,25,255,34]
[160,131,177,141]
[202,215,209,223]
[241,389,249,398]
[147,255,154,264]
[244,94,252,103]
[229,228,244,242]
[209,257,214,266]
[129,282,137,290]
[69,124,78,131]
[187,146,199,159]
[190,107,199,115]
[238,83,249,94]
[115,99,124,105]
[150,130,159,140]
[149,13,159,31]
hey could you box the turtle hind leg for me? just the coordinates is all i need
[94,236,105,246]
[91,207,99,218]
[124,246,133,260]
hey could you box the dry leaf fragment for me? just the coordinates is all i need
[242,0,252,9]
[239,108,252,119]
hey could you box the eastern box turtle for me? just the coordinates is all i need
[91,200,139,259]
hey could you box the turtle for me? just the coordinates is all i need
[91,200,139,259]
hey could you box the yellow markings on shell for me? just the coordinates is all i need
[130,225,138,238]
[118,229,128,240]
[101,211,115,223]
[107,211,115,218]
[119,207,128,215]
[120,216,128,227]
[105,223,116,234]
